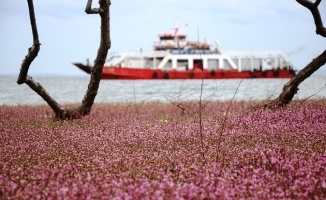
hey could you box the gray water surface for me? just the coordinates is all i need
[1,75,325,105]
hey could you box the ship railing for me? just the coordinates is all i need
[105,51,169,66]
[224,50,292,72]
[170,49,215,55]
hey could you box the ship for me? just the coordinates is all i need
[74,24,295,80]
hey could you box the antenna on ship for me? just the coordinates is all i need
[174,18,178,35]
[214,38,222,54]
[173,18,180,50]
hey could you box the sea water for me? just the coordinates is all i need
[0,75,325,105]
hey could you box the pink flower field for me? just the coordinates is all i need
[1,100,325,199]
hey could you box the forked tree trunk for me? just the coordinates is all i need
[271,50,326,107]
[17,0,111,119]
[269,0,326,108]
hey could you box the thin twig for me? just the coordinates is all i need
[298,84,326,107]
[215,51,253,162]
[197,27,206,162]
[164,96,187,115]
[215,78,243,162]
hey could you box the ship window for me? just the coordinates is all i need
[240,58,251,71]
[252,58,261,71]
[106,54,121,65]
[207,59,219,70]
[161,36,174,40]
[238,58,261,71]
[232,59,239,67]
[223,59,233,70]
[269,59,278,69]
[177,59,188,70]
[144,58,153,69]
[163,60,173,69]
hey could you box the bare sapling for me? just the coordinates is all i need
[165,81,188,115]
[196,28,207,163]
[215,78,243,162]
[198,59,206,162]
[214,51,253,162]
[17,0,111,119]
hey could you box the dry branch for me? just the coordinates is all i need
[17,0,40,84]
[296,0,326,37]
[269,50,326,108]
[25,76,64,115]
[85,0,102,14]
[79,0,111,117]
[17,0,111,119]
[267,0,326,108]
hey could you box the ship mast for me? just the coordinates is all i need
[174,19,180,50]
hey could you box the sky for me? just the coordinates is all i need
[0,0,325,76]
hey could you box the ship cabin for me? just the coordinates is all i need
[105,49,293,73]
[154,30,187,51]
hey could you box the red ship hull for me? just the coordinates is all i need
[100,67,295,80]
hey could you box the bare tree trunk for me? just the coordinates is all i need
[268,0,326,108]
[17,0,111,119]
[270,50,326,108]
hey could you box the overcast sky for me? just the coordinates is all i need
[0,0,325,76]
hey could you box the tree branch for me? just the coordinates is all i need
[268,49,326,108]
[17,0,40,84]
[297,0,326,37]
[315,0,322,6]
[80,0,111,114]
[18,0,111,119]
[25,76,64,115]
[85,0,102,14]
[265,1,326,109]
[17,0,65,118]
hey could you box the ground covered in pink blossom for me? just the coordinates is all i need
[1,100,325,199]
